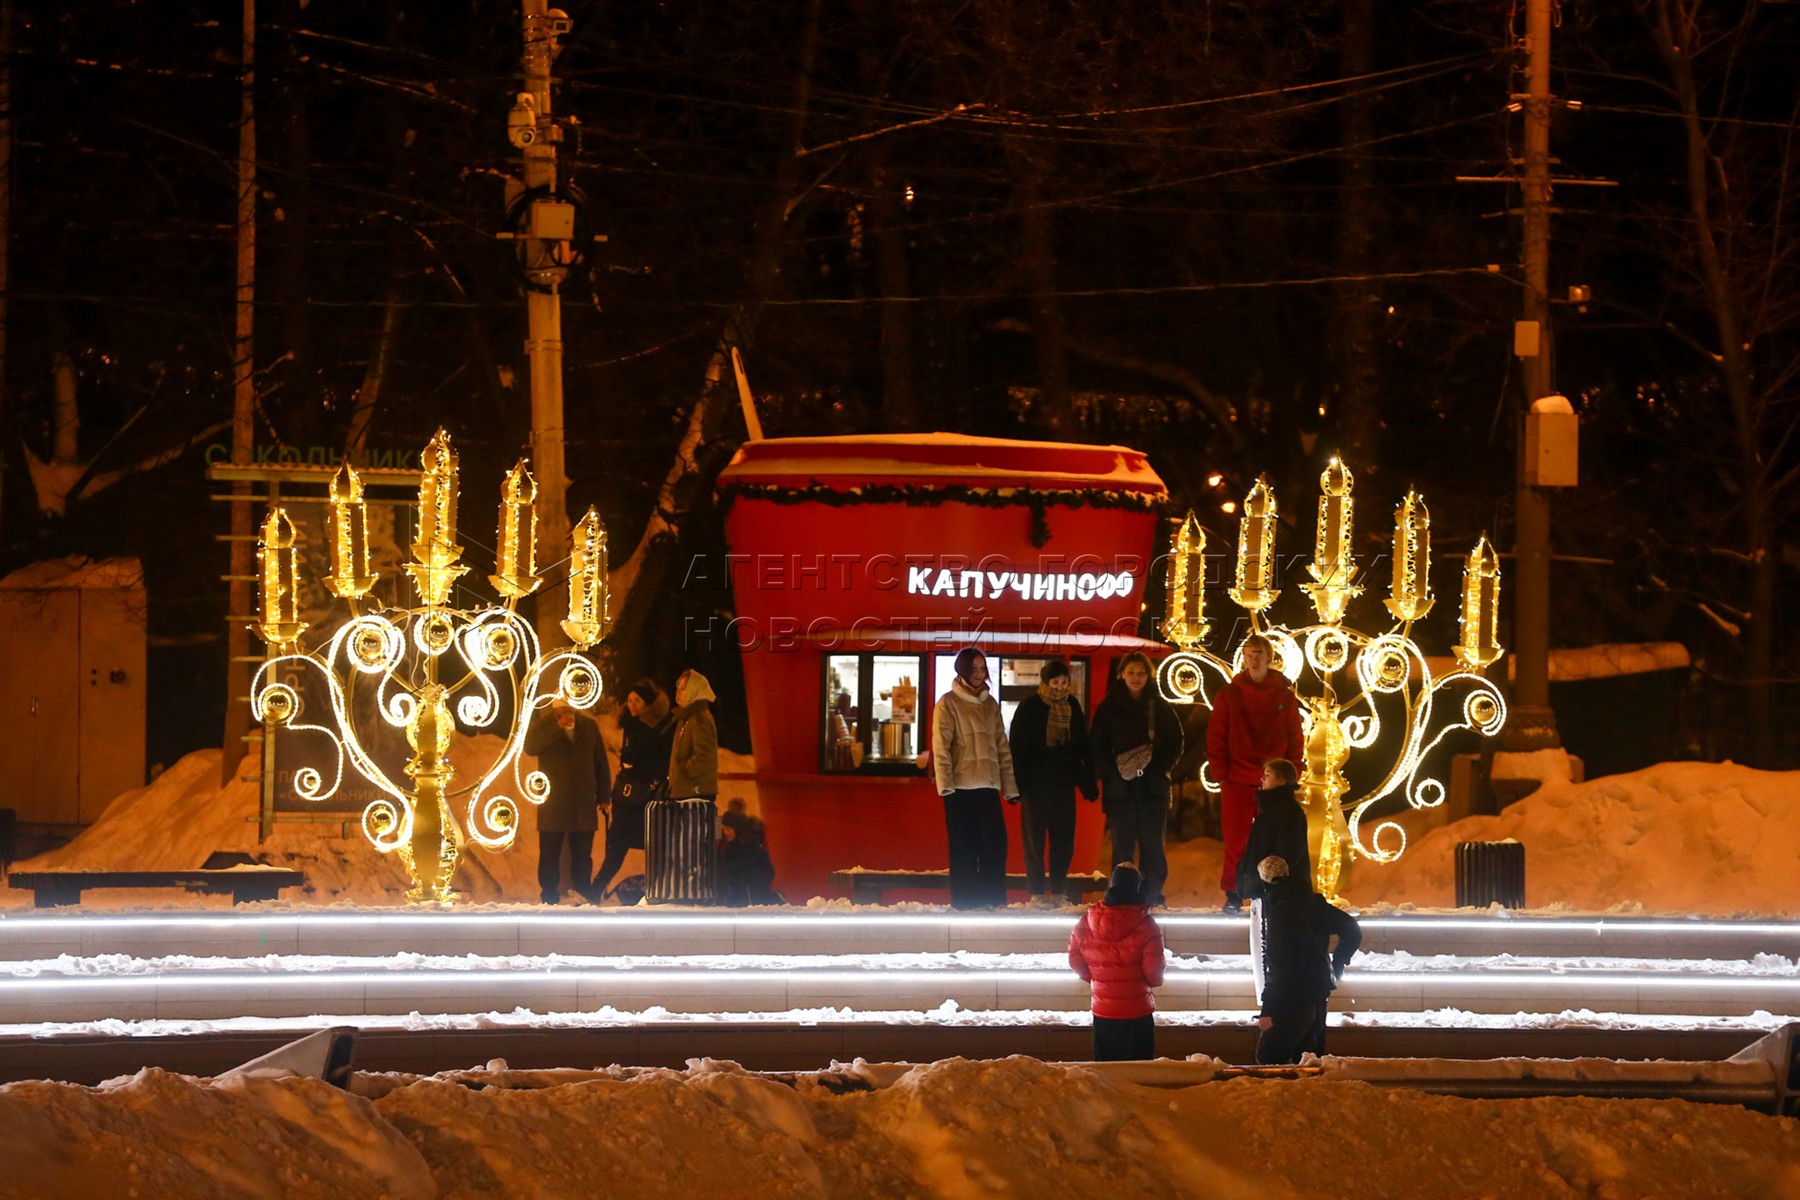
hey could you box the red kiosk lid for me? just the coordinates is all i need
[717,433,1167,499]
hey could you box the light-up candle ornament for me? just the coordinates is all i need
[1455,535,1504,669]
[1163,511,1210,650]
[1384,489,1434,623]
[249,430,604,906]
[403,429,468,607]
[489,460,541,599]
[323,464,378,600]
[1302,456,1362,624]
[1156,457,1507,904]
[562,507,610,649]
[256,508,308,649]
[1227,474,1279,612]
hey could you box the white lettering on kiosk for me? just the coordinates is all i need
[899,567,1135,602]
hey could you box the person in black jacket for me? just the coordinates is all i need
[1237,758,1311,901]
[594,679,672,901]
[1254,855,1363,1064]
[1008,659,1099,905]
[524,696,612,904]
[1088,651,1184,907]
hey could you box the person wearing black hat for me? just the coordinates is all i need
[1008,658,1099,905]
[594,678,672,901]
[1254,854,1362,1064]
[1068,863,1167,1061]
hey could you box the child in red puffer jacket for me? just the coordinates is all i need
[1068,863,1167,1061]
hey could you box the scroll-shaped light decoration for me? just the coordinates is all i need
[1228,475,1279,612]
[1383,489,1434,623]
[1454,535,1504,669]
[323,463,378,600]
[405,429,468,607]
[562,507,610,649]
[489,460,541,599]
[1302,456,1362,624]
[1162,511,1209,650]
[255,508,308,648]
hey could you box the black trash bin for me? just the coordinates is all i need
[646,798,718,904]
[1455,840,1526,908]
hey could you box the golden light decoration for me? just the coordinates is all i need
[404,429,468,608]
[1157,455,1506,901]
[256,509,308,649]
[561,507,610,650]
[1455,535,1503,669]
[1384,489,1434,623]
[490,460,541,600]
[1300,457,1363,625]
[250,431,606,905]
[1227,474,1279,613]
[324,464,378,600]
[1163,511,1209,651]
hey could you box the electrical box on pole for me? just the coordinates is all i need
[1526,395,1578,487]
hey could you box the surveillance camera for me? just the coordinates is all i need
[508,93,539,149]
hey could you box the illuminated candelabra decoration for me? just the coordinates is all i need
[1157,459,1507,900]
[1164,511,1210,651]
[561,508,609,651]
[1228,474,1280,613]
[250,430,607,905]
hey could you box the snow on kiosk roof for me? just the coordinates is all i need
[715,433,1169,901]
[716,433,1166,498]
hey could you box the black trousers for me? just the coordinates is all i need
[1256,1000,1327,1065]
[1092,1013,1156,1062]
[944,787,1008,909]
[1107,800,1169,905]
[592,811,640,898]
[1019,788,1077,898]
[537,830,595,904]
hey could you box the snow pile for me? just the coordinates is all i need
[1343,761,1800,916]
[0,1056,1795,1198]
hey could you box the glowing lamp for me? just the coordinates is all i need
[562,508,610,649]
[1384,489,1434,623]
[1455,535,1503,669]
[323,464,378,600]
[256,508,308,649]
[406,429,469,607]
[1163,511,1209,650]
[490,460,542,599]
[1228,474,1279,612]
[1302,456,1363,624]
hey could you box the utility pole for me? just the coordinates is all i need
[510,2,576,651]
[1508,0,1561,752]
[221,0,257,786]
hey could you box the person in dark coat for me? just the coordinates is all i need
[1237,758,1311,901]
[1088,651,1184,907]
[1208,634,1306,910]
[1254,855,1362,1065]
[524,696,611,904]
[1068,863,1167,1061]
[594,679,672,900]
[1008,659,1099,905]
[719,798,780,906]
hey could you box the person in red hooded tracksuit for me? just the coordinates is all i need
[1207,633,1306,911]
[1068,863,1167,1061]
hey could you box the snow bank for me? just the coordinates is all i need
[0,1056,1794,1199]
[1342,761,1800,916]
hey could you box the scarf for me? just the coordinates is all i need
[953,676,989,701]
[1038,682,1072,747]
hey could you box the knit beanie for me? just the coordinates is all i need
[1104,863,1144,906]
[1257,855,1290,884]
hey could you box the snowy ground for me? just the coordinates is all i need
[0,1055,1794,1199]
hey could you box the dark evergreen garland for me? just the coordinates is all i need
[717,480,1165,518]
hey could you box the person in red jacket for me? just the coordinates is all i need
[1068,863,1167,1061]
[1207,634,1306,911]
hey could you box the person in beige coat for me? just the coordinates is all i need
[931,647,1019,909]
[668,669,719,801]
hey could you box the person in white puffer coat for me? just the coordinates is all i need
[931,647,1020,909]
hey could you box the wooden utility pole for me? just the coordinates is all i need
[0,0,11,540]
[513,1,574,650]
[222,0,257,786]
[1508,0,1561,750]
